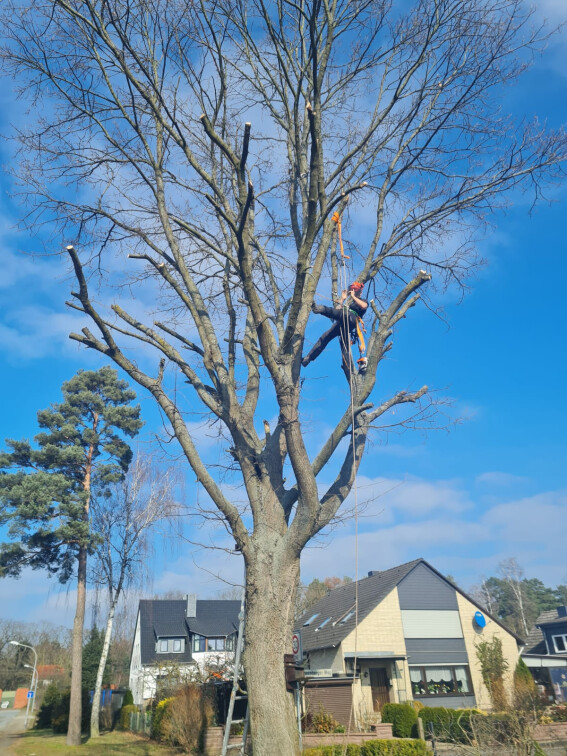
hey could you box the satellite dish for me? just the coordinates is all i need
[474,611,487,628]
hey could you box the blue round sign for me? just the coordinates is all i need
[474,611,486,628]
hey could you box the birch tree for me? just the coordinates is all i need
[1,0,566,752]
[89,454,178,737]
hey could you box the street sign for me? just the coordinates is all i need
[291,631,302,663]
[27,691,34,699]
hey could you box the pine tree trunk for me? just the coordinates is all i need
[90,595,117,737]
[67,543,87,746]
[244,546,300,756]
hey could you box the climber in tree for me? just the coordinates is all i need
[302,282,368,370]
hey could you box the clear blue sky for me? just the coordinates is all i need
[0,2,566,627]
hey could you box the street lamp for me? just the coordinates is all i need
[9,641,38,728]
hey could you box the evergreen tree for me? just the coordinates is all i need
[82,627,111,691]
[0,366,141,746]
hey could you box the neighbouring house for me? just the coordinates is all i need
[295,558,523,728]
[129,594,240,706]
[522,606,567,704]
[37,664,67,687]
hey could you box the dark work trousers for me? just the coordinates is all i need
[302,305,359,367]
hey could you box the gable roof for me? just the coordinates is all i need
[296,558,524,652]
[524,608,567,656]
[139,598,240,666]
[296,559,421,652]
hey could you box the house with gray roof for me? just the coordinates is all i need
[522,606,567,703]
[295,559,523,728]
[129,594,240,705]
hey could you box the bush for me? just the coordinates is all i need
[302,740,428,755]
[122,688,134,707]
[51,690,91,734]
[34,682,61,730]
[150,696,175,740]
[118,704,139,730]
[309,706,340,733]
[152,684,214,751]
[418,707,480,744]
[549,703,567,722]
[381,703,418,738]
[361,741,428,755]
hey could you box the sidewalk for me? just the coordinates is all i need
[0,709,27,755]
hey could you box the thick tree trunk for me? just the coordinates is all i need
[244,545,301,756]
[90,594,117,737]
[67,543,87,746]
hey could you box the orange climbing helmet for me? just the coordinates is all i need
[349,281,363,292]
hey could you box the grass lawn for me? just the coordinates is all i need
[10,729,182,756]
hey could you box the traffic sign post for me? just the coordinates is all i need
[291,631,302,664]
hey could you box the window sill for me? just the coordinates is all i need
[413,693,474,698]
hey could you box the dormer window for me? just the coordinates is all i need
[193,634,234,652]
[157,638,185,653]
[553,634,567,653]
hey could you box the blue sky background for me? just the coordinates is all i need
[0,1,566,627]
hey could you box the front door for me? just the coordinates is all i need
[369,667,390,712]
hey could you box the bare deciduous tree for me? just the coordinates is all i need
[499,557,530,637]
[2,0,565,752]
[89,455,178,737]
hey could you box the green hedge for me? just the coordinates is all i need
[302,739,427,756]
[418,707,480,744]
[381,703,418,738]
[118,704,139,731]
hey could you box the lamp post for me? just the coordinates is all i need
[9,641,38,728]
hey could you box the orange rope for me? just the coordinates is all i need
[332,211,350,259]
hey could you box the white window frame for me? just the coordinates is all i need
[552,634,567,653]
[159,639,168,652]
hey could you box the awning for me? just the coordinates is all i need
[343,652,406,660]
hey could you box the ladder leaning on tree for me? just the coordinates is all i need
[221,592,249,756]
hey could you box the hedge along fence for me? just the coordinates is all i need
[303,740,428,755]
[418,707,481,744]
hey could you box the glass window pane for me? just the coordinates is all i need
[454,666,471,693]
[425,667,454,694]
[554,635,566,652]
[160,639,168,652]
[173,639,182,652]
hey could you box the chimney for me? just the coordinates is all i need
[368,571,380,577]
[557,606,567,618]
[185,593,197,618]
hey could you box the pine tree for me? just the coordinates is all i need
[0,366,142,746]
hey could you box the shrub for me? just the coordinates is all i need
[34,682,61,730]
[122,688,134,707]
[118,704,139,730]
[361,741,428,755]
[150,696,175,740]
[310,706,340,733]
[302,742,427,756]
[381,703,418,738]
[418,707,480,744]
[154,684,214,751]
[549,703,567,722]
[51,690,91,734]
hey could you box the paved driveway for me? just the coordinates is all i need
[0,709,27,754]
